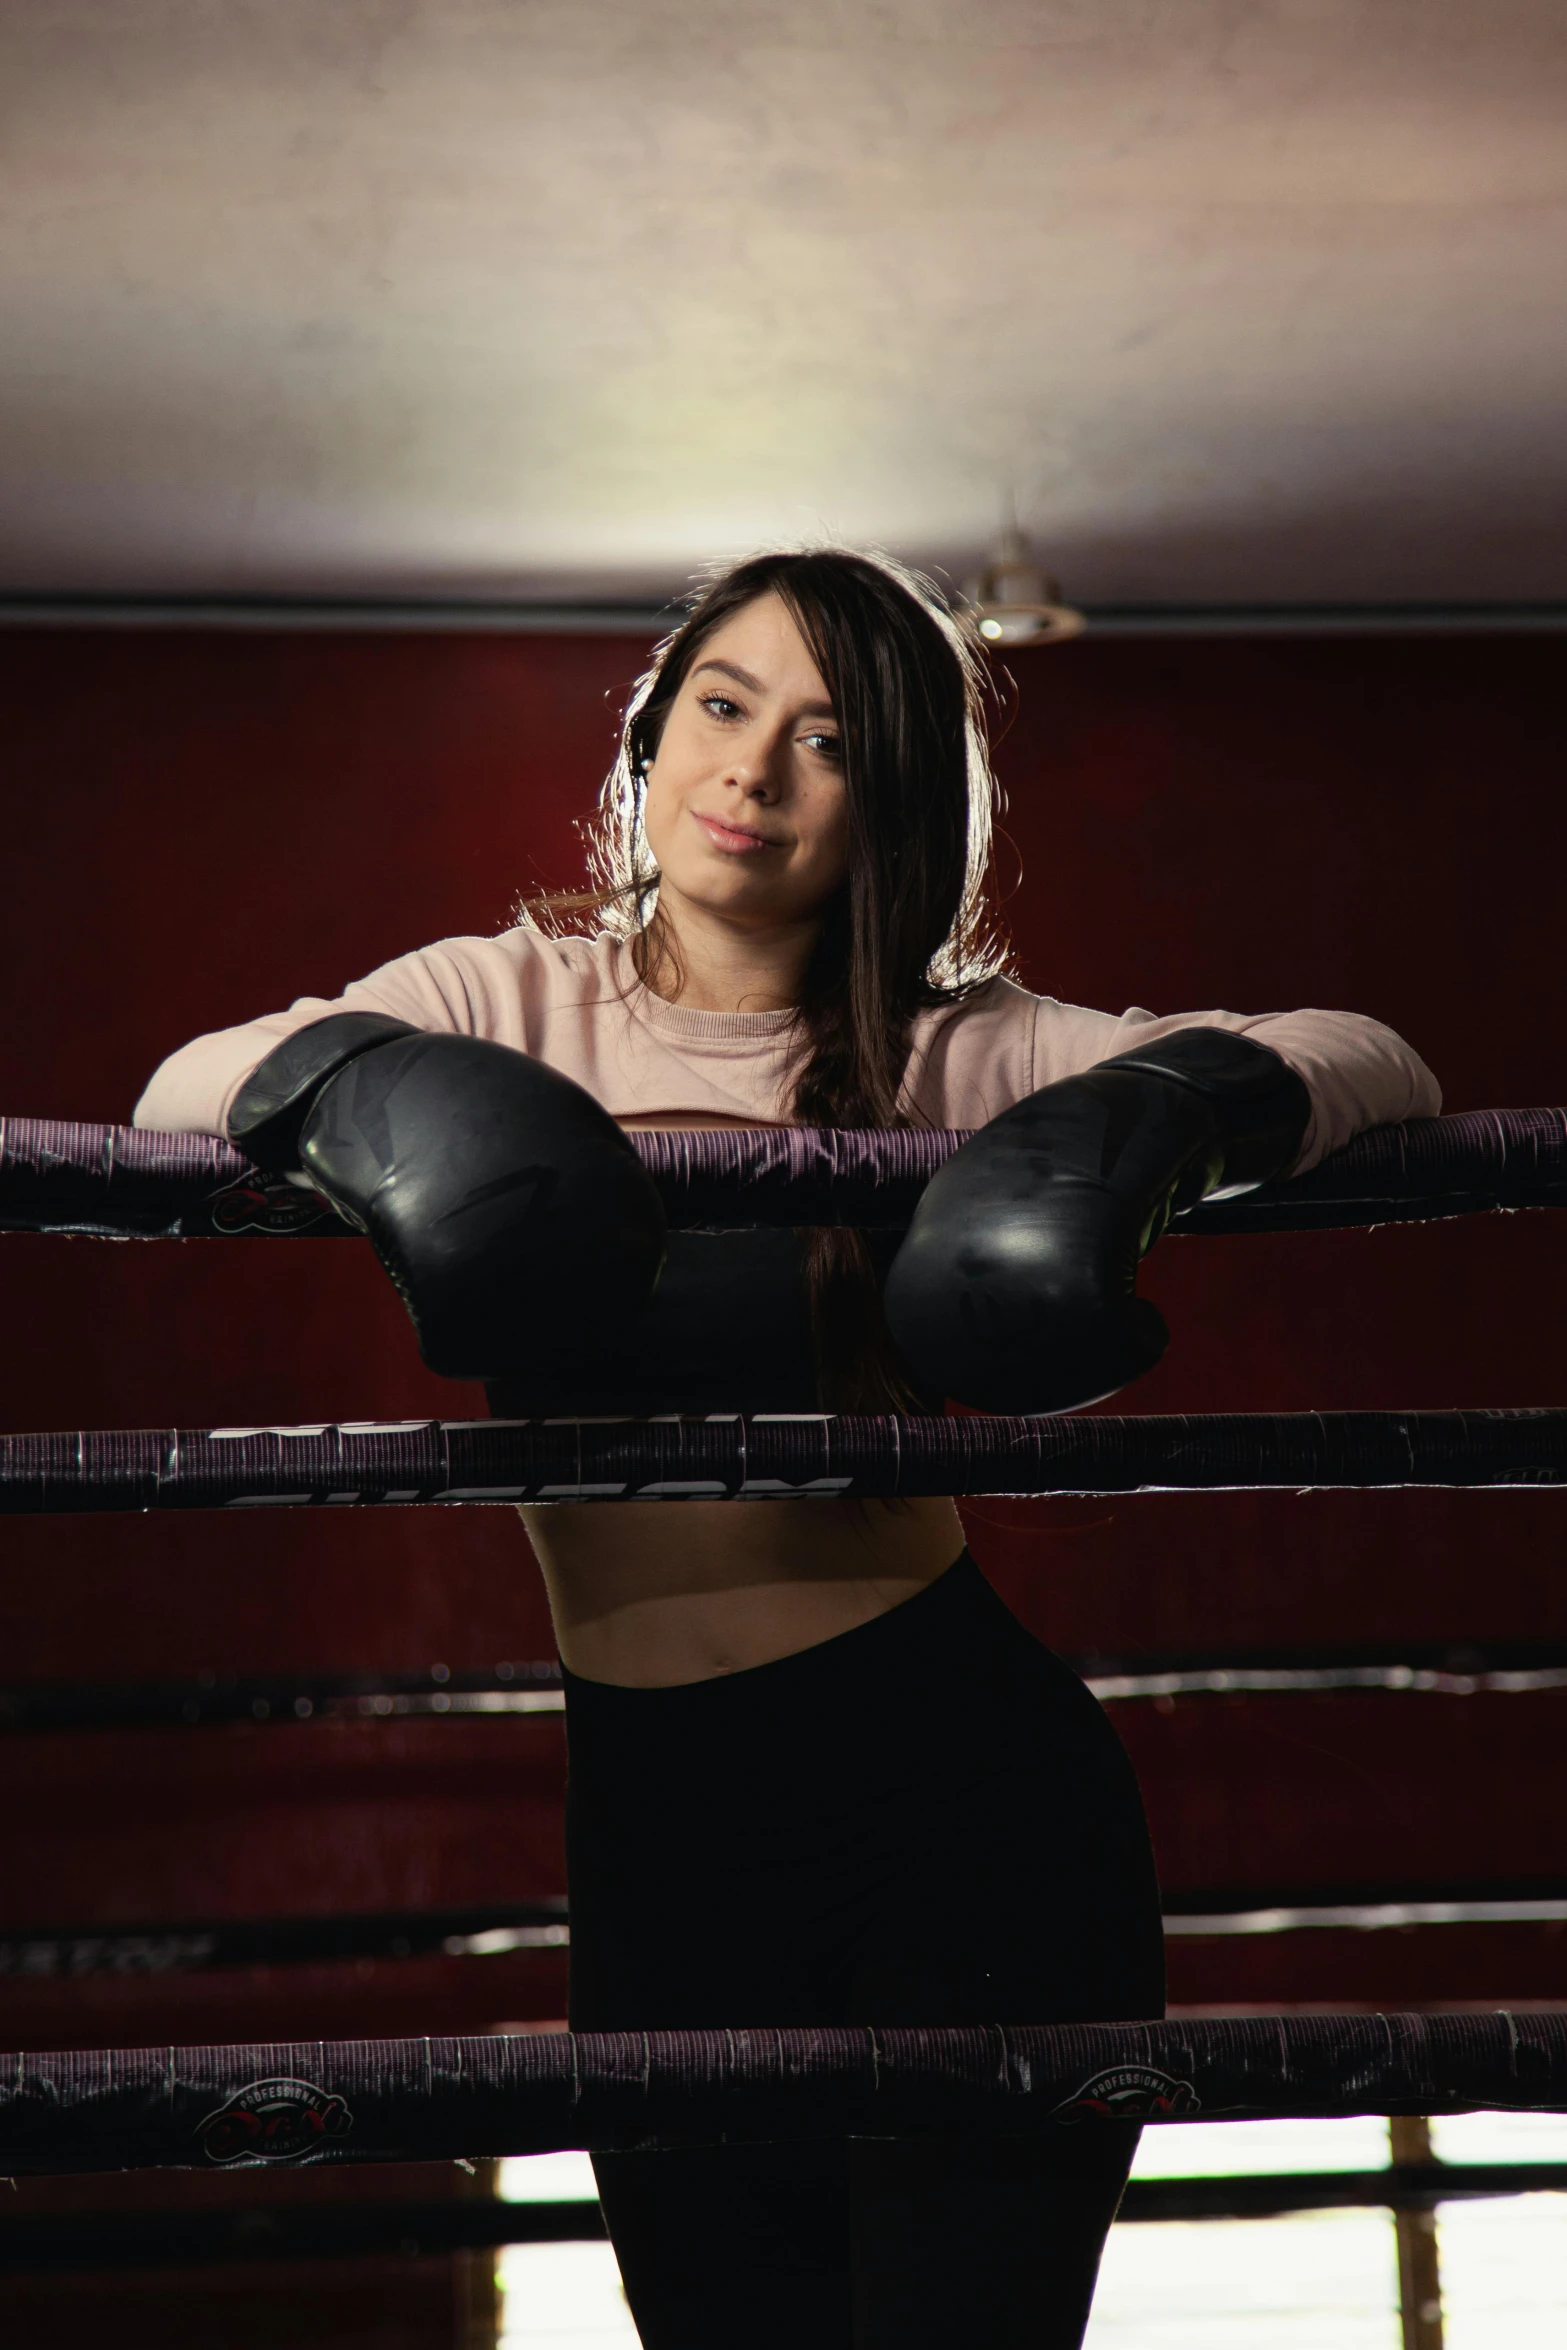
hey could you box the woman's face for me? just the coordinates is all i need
[641,592,851,934]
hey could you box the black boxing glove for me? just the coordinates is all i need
[228,1016,667,1378]
[229,1012,420,1172]
[882,1028,1311,1413]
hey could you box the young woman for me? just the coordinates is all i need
[136,550,1440,2348]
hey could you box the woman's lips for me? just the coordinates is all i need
[693,813,778,855]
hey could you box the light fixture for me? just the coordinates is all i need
[961,526,1084,645]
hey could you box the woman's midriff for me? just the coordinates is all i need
[521,1495,967,1687]
[521,1110,964,1688]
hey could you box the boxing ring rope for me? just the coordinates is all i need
[3,2014,1566,2176]
[5,1119,1565,2190]
[12,1638,1567,1734]
[8,1874,1567,1989]
[3,1105,1566,1239]
[2,1408,1564,1513]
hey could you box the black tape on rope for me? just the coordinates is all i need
[2,1107,1566,1240]
[1,1409,1565,1514]
[2,2014,1565,2176]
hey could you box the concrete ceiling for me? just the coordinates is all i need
[2,0,1564,607]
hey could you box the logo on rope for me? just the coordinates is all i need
[1053,2065,1199,2123]
[195,2076,354,2164]
[208,1177,337,1235]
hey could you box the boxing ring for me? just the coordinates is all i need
[3,1106,1567,2182]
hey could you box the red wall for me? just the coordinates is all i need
[2,621,1566,2053]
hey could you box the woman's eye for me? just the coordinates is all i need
[803,732,842,760]
[698,693,742,721]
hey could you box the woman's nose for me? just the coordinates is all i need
[723,743,785,800]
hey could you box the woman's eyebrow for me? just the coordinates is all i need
[693,658,837,720]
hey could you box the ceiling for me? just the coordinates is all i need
[2,0,1564,608]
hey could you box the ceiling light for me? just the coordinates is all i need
[962,527,1084,646]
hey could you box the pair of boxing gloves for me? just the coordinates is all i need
[229,1014,1310,1413]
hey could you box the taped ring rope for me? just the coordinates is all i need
[1,1409,1564,1514]
[2,2014,1565,2176]
[2,1106,1566,1239]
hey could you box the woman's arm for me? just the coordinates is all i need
[132,931,546,1138]
[1034,999,1442,1173]
[888,997,1444,1413]
[905,983,1440,1165]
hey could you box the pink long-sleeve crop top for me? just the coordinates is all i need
[132,924,1441,1171]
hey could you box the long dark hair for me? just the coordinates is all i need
[533,547,1008,1405]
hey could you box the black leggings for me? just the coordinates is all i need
[563,1552,1165,2349]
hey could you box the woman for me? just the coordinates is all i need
[137,550,1440,2347]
